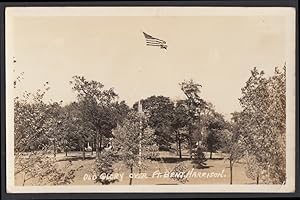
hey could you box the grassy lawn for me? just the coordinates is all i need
[15,150,256,185]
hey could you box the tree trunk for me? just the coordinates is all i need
[99,133,103,154]
[82,143,85,160]
[176,139,179,156]
[65,147,68,157]
[22,172,26,186]
[96,131,100,159]
[188,130,193,160]
[189,139,192,159]
[53,140,56,158]
[93,136,96,155]
[230,159,233,185]
[91,141,93,155]
[175,131,179,156]
[178,138,182,159]
[210,151,213,159]
[256,173,259,184]
[129,166,133,185]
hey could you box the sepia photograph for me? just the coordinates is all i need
[4,6,296,193]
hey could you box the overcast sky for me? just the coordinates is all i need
[10,14,288,118]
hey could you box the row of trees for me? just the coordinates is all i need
[14,75,229,185]
[14,65,286,185]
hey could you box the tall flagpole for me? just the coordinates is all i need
[138,100,143,173]
[137,31,166,173]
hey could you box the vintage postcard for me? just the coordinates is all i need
[5,7,296,193]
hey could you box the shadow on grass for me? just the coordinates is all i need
[150,157,212,169]
[58,156,95,162]
[150,157,191,163]
[207,157,224,160]
[192,165,211,169]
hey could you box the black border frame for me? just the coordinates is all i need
[0,1,298,199]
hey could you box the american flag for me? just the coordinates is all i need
[143,32,167,50]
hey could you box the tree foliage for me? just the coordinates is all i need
[133,96,175,149]
[14,82,79,185]
[202,112,226,159]
[70,76,119,158]
[113,111,158,185]
[179,80,208,159]
[238,66,286,184]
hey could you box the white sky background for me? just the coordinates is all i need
[11,15,287,119]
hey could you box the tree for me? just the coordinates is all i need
[202,112,226,159]
[59,102,82,157]
[238,66,286,184]
[179,80,208,159]
[192,145,207,169]
[113,100,131,126]
[239,68,271,184]
[55,102,95,159]
[267,66,286,184]
[113,111,158,185]
[94,149,119,185]
[133,96,175,150]
[70,76,119,159]
[14,84,51,153]
[221,112,245,184]
[171,100,189,159]
[14,82,78,185]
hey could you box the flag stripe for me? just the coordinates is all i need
[143,32,165,43]
[146,37,165,42]
[146,42,162,45]
[146,41,163,44]
[145,38,162,42]
[146,38,165,43]
[146,44,162,46]
[143,32,155,39]
[145,40,164,45]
